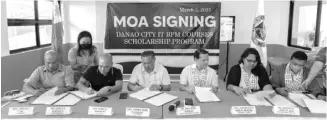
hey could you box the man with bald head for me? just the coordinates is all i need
[76,53,123,97]
[23,50,75,96]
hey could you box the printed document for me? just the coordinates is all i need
[129,88,162,100]
[195,87,220,102]
[32,87,68,105]
[145,93,178,106]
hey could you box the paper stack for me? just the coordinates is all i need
[129,88,162,101]
[243,91,274,106]
[195,87,220,102]
[264,94,296,107]
[53,94,81,106]
[303,99,327,114]
[288,93,311,107]
[145,93,178,106]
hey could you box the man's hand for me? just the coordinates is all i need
[186,86,195,94]
[97,86,110,97]
[85,88,95,95]
[210,86,218,93]
[149,84,161,91]
[300,79,311,90]
[134,85,144,91]
[33,88,46,96]
[55,87,68,95]
[276,87,289,97]
[317,95,326,101]
[232,86,250,96]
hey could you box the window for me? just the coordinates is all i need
[288,0,326,50]
[6,0,53,54]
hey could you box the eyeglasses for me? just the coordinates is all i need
[245,58,258,63]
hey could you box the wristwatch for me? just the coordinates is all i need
[159,85,163,91]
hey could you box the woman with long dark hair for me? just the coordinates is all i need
[226,48,272,96]
[68,31,98,82]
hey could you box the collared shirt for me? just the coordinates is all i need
[129,63,171,88]
[26,64,75,89]
[180,64,218,87]
[83,66,123,91]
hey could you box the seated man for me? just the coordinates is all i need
[270,51,319,97]
[302,47,326,101]
[76,53,123,97]
[23,50,75,96]
[127,51,171,91]
[179,49,218,93]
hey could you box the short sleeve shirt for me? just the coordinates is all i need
[129,63,171,88]
[83,66,123,91]
[26,64,75,89]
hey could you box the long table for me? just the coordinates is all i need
[1,88,326,119]
[1,91,162,119]
[163,91,326,118]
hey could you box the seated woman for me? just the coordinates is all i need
[226,48,272,96]
[68,31,98,82]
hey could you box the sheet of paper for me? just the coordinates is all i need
[53,94,81,106]
[14,94,33,101]
[144,93,178,106]
[303,99,327,114]
[243,93,272,106]
[288,93,311,107]
[194,87,220,102]
[265,94,296,107]
[129,88,162,101]
[32,87,68,105]
[70,90,97,99]
[253,90,275,98]
[291,91,316,99]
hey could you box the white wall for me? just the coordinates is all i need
[1,1,10,57]
[221,1,289,45]
[63,1,290,46]
[62,0,97,44]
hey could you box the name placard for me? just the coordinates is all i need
[126,107,150,117]
[273,106,300,116]
[8,107,34,116]
[230,106,256,115]
[45,107,72,115]
[88,106,113,116]
[176,106,201,116]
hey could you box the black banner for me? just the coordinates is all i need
[104,3,220,54]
